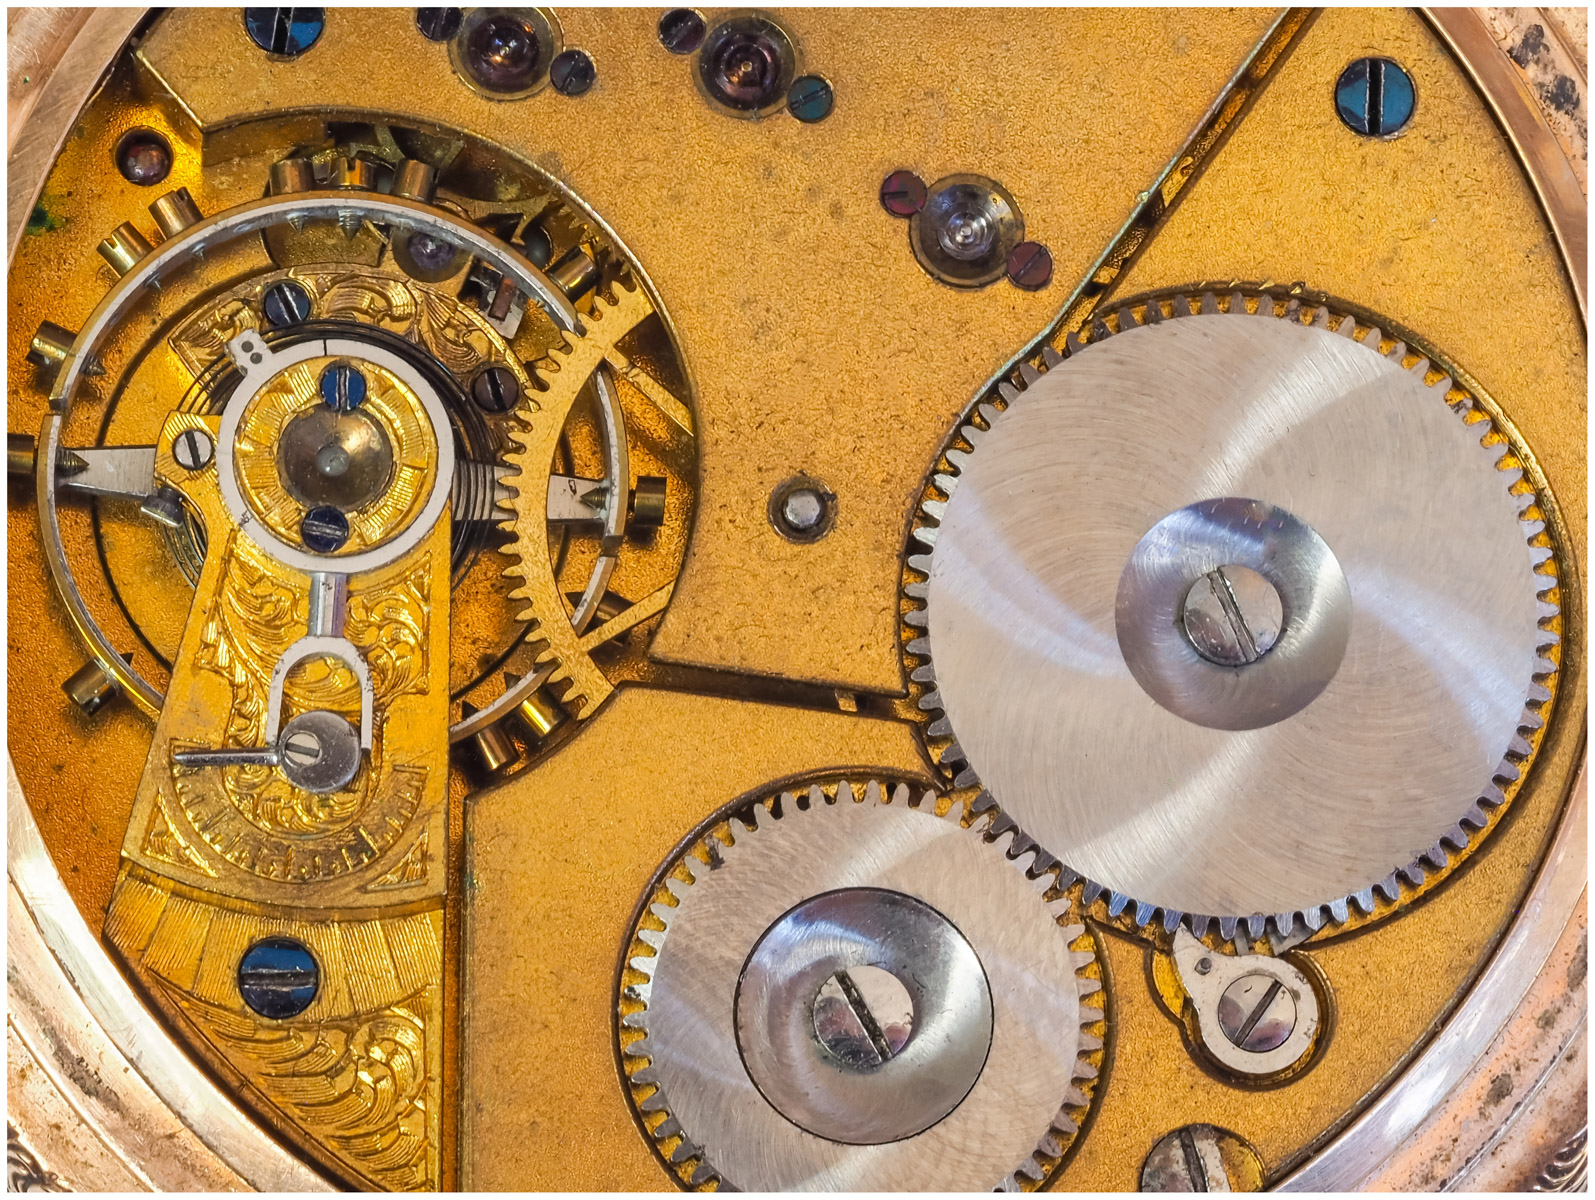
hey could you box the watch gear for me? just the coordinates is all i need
[903,288,1563,945]
[496,277,657,723]
[618,777,1105,1191]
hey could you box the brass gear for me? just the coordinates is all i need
[499,278,658,718]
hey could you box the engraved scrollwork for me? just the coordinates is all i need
[171,537,436,881]
[167,989,436,1191]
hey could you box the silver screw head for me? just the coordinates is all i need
[770,476,835,542]
[1181,563,1284,667]
[172,427,214,471]
[811,965,915,1070]
[275,710,362,793]
[1141,1124,1260,1192]
[1216,972,1297,1054]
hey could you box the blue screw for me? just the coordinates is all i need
[318,362,366,412]
[788,75,834,123]
[300,505,350,553]
[1335,57,1415,137]
[262,279,313,328]
[243,8,325,57]
[237,937,319,1019]
[551,49,596,96]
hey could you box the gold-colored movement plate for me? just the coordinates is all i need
[5,5,1586,1192]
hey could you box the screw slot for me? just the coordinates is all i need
[1216,973,1297,1054]
[173,428,215,472]
[237,937,320,1019]
[1006,240,1053,291]
[415,6,462,41]
[1180,563,1284,667]
[1335,56,1416,137]
[812,965,915,1069]
[787,74,834,123]
[880,170,927,217]
[471,365,521,413]
[262,279,314,328]
[318,362,367,412]
[550,48,596,96]
[300,505,351,554]
[659,8,706,53]
[243,7,326,58]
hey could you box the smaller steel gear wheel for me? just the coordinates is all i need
[619,777,1105,1191]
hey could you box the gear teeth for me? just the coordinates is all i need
[903,286,1562,952]
[686,1162,718,1188]
[951,765,981,789]
[624,777,1102,1190]
[638,1090,669,1114]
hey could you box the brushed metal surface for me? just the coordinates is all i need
[630,783,1098,1190]
[926,313,1545,920]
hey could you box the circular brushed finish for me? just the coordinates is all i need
[632,783,1098,1190]
[925,313,1544,919]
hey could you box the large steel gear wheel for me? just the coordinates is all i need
[618,777,1105,1191]
[904,288,1565,945]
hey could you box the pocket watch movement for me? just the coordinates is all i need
[6,6,1586,1192]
